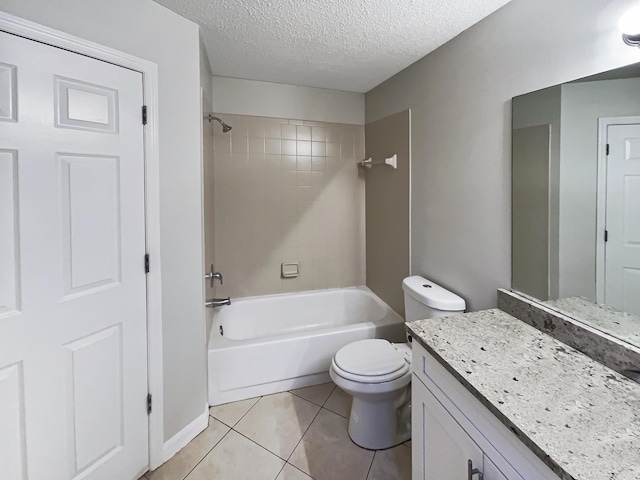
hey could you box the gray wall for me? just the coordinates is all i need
[212,77,365,125]
[559,78,640,300]
[365,0,640,311]
[1,0,207,442]
[365,110,411,316]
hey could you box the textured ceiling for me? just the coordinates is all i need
[154,0,511,93]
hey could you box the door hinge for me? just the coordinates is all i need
[142,105,148,125]
[145,254,150,274]
[606,144,610,155]
[147,393,152,414]
[605,230,609,242]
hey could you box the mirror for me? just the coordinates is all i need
[512,63,640,348]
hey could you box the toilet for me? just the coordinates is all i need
[329,275,466,450]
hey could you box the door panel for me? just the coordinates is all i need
[0,61,17,121]
[60,154,121,295]
[0,148,20,317]
[66,325,123,474]
[55,77,119,133]
[606,124,640,314]
[413,376,484,480]
[0,31,148,480]
[0,362,27,480]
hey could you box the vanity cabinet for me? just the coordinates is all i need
[412,342,559,480]
[415,377,508,480]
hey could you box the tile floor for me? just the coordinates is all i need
[144,383,411,480]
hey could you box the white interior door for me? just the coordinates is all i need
[605,124,640,315]
[0,31,148,480]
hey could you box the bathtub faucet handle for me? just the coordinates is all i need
[205,264,223,287]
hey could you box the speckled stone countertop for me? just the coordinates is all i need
[545,296,640,346]
[407,309,640,480]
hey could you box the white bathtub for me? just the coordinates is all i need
[208,286,406,406]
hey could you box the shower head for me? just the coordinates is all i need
[205,114,232,133]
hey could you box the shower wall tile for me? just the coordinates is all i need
[211,113,365,299]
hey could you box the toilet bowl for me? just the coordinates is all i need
[329,276,465,450]
[329,339,412,450]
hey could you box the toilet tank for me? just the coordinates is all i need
[402,276,466,321]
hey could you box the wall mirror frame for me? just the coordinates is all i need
[511,62,640,349]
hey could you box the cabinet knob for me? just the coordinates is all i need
[468,460,483,480]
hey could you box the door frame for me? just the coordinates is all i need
[0,12,165,469]
[596,116,640,304]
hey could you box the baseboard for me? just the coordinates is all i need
[161,404,209,464]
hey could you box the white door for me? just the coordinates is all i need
[0,31,148,480]
[412,376,484,480]
[605,124,640,315]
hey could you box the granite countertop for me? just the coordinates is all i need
[545,296,640,346]
[407,309,640,480]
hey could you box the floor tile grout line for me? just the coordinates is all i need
[285,461,319,480]
[273,462,287,480]
[365,450,377,480]
[179,425,233,480]
[285,403,325,465]
[322,403,347,419]
[212,395,262,429]
[289,385,335,408]
[232,390,323,463]
[232,395,262,427]
[232,427,291,463]
[321,384,338,407]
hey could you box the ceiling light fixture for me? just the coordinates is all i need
[620,3,640,46]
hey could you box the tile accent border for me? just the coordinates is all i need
[497,289,640,374]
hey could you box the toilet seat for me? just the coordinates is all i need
[332,339,410,384]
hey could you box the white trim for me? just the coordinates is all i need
[595,116,640,305]
[161,405,209,463]
[0,12,165,470]
[408,108,412,275]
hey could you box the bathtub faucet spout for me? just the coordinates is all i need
[206,297,231,308]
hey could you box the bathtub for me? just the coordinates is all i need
[208,286,406,406]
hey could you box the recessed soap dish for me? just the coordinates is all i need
[282,262,300,278]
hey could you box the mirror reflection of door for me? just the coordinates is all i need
[511,66,640,347]
[600,121,640,315]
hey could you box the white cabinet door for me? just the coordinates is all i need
[484,455,509,480]
[413,375,484,480]
[0,31,148,480]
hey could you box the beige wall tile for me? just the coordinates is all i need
[281,124,296,140]
[296,125,311,141]
[211,113,365,299]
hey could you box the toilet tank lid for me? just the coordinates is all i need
[402,276,466,312]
